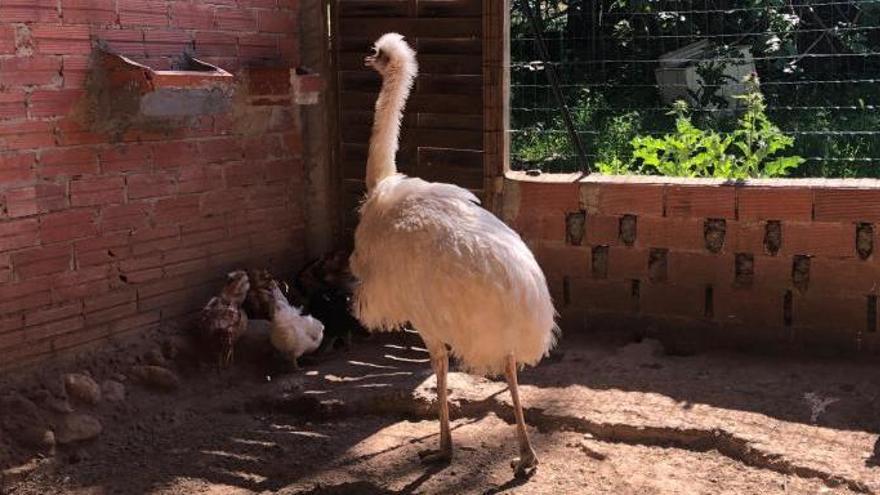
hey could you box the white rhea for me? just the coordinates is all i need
[350,32,558,477]
[266,282,325,368]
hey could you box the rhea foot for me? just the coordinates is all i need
[510,447,538,478]
[418,446,452,464]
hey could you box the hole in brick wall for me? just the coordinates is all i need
[763,221,782,256]
[704,285,714,318]
[619,215,637,246]
[566,211,586,246]
[867,295,877,333]
[118,274,128,283]
[703,219,726,254]
[648,248,668,283]
[734,253,754,287]
[792,255,811,292]
[591,246,609,279]
[562,276,571,306]
[784,290,793,327]
[630,279,641,312]
[107,250,116,258]
[856,223,874,260]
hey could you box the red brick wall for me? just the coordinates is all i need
[506,173,880,355]
[0,1,306,369]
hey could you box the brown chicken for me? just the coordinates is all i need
[197,270,250,368]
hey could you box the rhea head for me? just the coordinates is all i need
[363,32,415,77]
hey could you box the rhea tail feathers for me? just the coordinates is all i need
[364,33,418,192]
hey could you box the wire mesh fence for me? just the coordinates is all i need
[510,0,880,177]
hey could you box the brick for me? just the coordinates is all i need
[193,31,238,57]
[13,245,72,279]
[751,255,793,289]
[0,152,36,185]
[0,120,55,151]
[0,57,61,87]
[75,233,131,267]
[782,222,855,259]
[31,25,91,55]
[61,55,90,89]
[636,216,705,251]
[239,33,279,58]
[61,0,118,24]
[223,161,261,187]
[607,247,647,281]
[119,254,162,273]
[0,92,27,121]
[215,7,258,31]
[257,9,296,32]
[667,251,735,287]
[26,315,85,342]
[5,183,67,217]
[71,176,125,206]
[24,302,83,327]
[39,147,99,179]
[55,120,105,147]
[715,287,787,327]
[264,159,293,182]
[810,258,880,296]
[727,221,766,254]
[641,283,705,318]
[131,225,180,254]
[532,242,590,280]
[106,310,159,336]
[666,185,735,219]
[51,265,111,301]
[585,214,620,246]
[100,145,153,173]
[151,141,199,169]
[170,2,215,29]
[583,182,664,216]
[0,219,39,251]
[793,293,865,334]
[119,0,169,27]
[40,209,98,244]
[127,173,177,200]
[569,278,633,313]
[91,28,145,57]
[84,289,136,312]
[143,29,193,57]
[279,37,299,65]
[0,0,60,23]
[738,187,813,221]
[101,203,152,232]
[178,165,223,194]
[814,188,880,223]
[0,25,14,55]
[29,90,84,118]
[197,137,242,164]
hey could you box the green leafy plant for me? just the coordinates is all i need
[599,77,804,179]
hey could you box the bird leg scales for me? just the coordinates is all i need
[506,353,538,478]
[418,346,452,464]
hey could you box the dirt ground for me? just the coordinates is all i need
[1,326,879,495]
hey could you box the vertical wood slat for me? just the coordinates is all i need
[336,0,487,236]
[482,0,510,215]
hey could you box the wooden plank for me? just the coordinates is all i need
[338,0,409,17]
[341,111,481,131]
[340,71,482,95]
[343,125,481,150]
[338,17,482,38]
[482,0,510,211]
[340,91,481,115]
[339,52,481,74]
[419,147,483,169]
[417,0,482,17]
[340,37,482,55]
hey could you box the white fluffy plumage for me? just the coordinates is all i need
[266,282,325,366]
[351,33,557,475]
[351,33,558,376]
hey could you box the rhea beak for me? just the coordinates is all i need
[364,55,375,68]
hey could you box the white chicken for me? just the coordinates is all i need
[264,280,325,368]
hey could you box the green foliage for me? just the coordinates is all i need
[599,79,804,179]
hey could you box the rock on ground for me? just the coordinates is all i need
[55,414,102,445]
[63,374,101,405]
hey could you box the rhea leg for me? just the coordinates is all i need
[418,344,452,463]
[506,353,538,477]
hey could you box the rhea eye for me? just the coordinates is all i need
[372,47,379,55]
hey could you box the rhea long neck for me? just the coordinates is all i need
[365,61,415,192]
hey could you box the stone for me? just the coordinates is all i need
[101,380,126,402]
[55,414,102,444]
[144,348,168,367]
[64,373,101,405]
[130,365,180,392]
